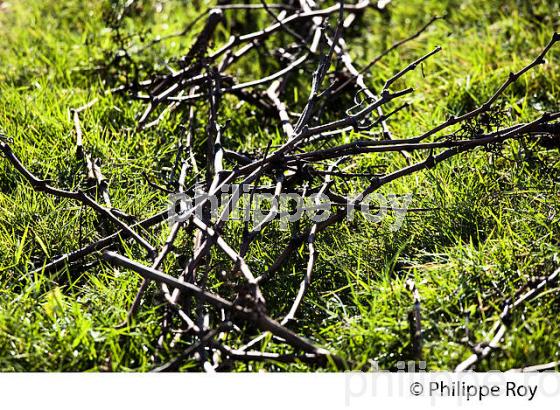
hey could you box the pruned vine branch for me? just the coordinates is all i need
[2,0,559,371]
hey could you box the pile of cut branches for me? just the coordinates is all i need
[1,0,559,371]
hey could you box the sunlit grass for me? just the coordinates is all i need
[0,0,559,371]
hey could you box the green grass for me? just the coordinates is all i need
[0,0,559,371]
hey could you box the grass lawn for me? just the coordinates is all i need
[0,0,559,371]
